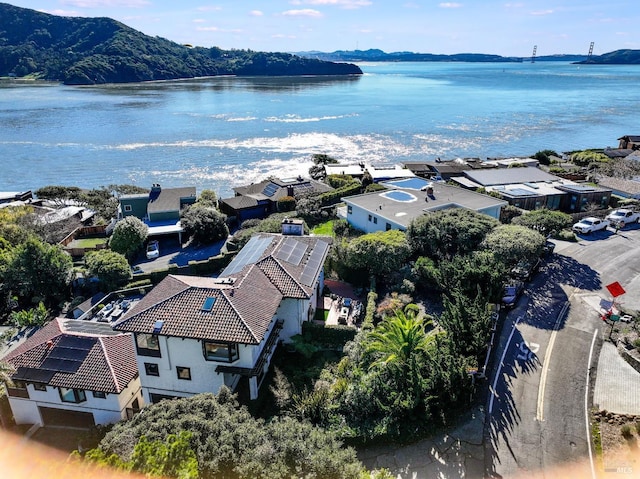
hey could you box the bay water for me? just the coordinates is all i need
[1,61,639,198]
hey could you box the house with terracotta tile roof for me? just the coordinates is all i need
[113,233,331,402]
[3,318,142,428]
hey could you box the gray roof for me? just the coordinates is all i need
[597,176,640,196]
[342,183,507,228]
[148,187,196,213]
[463,167,558,186]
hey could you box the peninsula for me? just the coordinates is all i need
[0,2,362,85]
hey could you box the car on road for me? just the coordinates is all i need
[605,208,640,228]
[501,282,524,308]
[511,258,541,281]
[572,217,610,234]
[146,240,160,259]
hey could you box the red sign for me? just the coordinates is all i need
[606,282,626,298]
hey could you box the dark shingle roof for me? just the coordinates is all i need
[4,319,138,393]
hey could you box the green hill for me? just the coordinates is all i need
[0,2,362,85]
[576,49,640,65]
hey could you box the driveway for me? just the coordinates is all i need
[133,236,227,273]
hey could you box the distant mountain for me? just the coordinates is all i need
[297,49,597,63]
[0,3,362,85]
[575,49,640,64]
[296,49,524,63]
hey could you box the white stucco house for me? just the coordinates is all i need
[3,318,142,428]
[340,177,507,234]
[113,233,331,402]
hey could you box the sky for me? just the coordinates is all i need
[6,0,639,57]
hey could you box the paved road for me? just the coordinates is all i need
[486,224,640,478]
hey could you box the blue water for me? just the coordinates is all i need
[380,190,418,202]
[1,62,639,197]
[385,178,432,190]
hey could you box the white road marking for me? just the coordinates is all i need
[586,329,598,479]
[489,316,521,415]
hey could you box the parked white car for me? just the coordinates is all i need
[605,209,640,228]
[146,240,160,259]
[572,217,610,234]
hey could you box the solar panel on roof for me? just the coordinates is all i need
[300,240,329,286]
[262,183,279,197]
[507,188,538,197]
[41,357,83,373]
[14,367,56,383]
[49,347,91,361]
[56,336,95,350]
[275,238,308,265]
[221,236,273,276]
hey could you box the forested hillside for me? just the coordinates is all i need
[0,2,362,85]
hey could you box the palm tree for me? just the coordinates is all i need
[0,361,14,393]
[0,361,16,429]
[365,305,434,407]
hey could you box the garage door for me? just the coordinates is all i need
[39,407,95,428]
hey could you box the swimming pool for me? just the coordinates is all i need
[384,177,431,190]
[380,190,418,202]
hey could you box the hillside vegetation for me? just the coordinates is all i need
[0,2,362,85]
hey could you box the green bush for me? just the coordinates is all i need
[126,278,152,289]
[622,424,633,439]
[363,290,378,329]
[557,229,578,242]
[277,195,296,212]
[316,181,362,207]
[188,253,233,276]
[301,321,357,347]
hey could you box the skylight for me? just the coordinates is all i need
[202,297,216,312]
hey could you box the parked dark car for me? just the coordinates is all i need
[511,258,541,281]
[502,282,524,309]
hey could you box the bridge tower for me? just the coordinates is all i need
[587,41,594,60]
[531,45,537,63]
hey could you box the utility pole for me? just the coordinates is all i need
[531,45,537,63]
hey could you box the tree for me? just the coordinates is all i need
[276,195,296,212]
[108,216,148,259]
[436,251,506,303]
[85,250,132,292]
[0,361,15,392]
[90,390,364,479]
[180,204,229,245]
[511,208,572,236]
[346,230,411,277]
[9,302,48,327]
[308,153,338,180]
[437,291,493,358]
[197,189,218,207]
[480,224,545,266]
[365,306,433,404]
[4,237,73,308]
[407,209,499,259]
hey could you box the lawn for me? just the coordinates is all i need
[311,220,335,237]
[69,237,108,248]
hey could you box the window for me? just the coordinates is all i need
[33,383,47,392]
[93,391,106,399]
[386,223,391,231]
[203,341,239,362]
[136,333,161,357]
[144,363,159,376]
[59,387,86,403]
[347,205,352,214]
[368,214,372,222]
[176,366,191,380]
[7,380,29,398]
[124,204,132,212]
[373,217,378,224]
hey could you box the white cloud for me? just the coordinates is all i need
[439,2,462,8]
[289,0,371,9]
[196,5,222,12]
[530,9,554,16]
[42,9,83,16]
[272,34,297,39]
[281,9,323,17]
[196,26,219,32]
[249,10,264,16]
[192,19,206,23]
[60,0,149,7]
